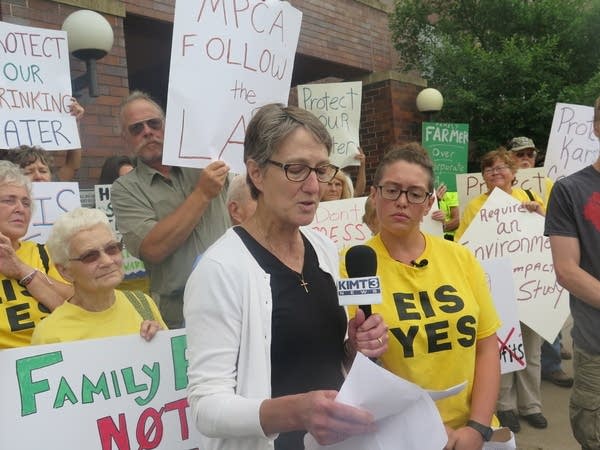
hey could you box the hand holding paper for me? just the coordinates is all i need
[304,353,461,450]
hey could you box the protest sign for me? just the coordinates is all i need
[310,197,443,251]
[310,197,371,250]
[422,122,468,191]
[0,21,80,150]
[163,0,302,173]
[544,102,599,181]
[480,258,524,375]
[457,188,569,342]
[95,184,147,281]
[298,81,362,168]
[456,167,547,216]
[24,182,80,243]
[0,330,200,449]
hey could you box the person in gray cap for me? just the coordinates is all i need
[507,136,538,169]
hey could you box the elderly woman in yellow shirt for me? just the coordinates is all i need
[31,208,165,345]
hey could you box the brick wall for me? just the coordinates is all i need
[353,72,427,187]
[290,0,398,73]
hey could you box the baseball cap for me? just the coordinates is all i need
[508,136,536,152]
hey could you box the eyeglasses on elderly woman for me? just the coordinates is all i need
[69,241,123,264]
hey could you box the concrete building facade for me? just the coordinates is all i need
[0,0,428,186]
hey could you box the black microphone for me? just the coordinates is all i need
[411,259,429,268]
[344,245,378,318]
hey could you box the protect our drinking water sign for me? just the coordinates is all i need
[0,330,199,450]
[298,81,362,169]
[0,21,80,150]
[162,0,302,173]
[544,102,599,181]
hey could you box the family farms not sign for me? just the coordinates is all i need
[0,330,200,449]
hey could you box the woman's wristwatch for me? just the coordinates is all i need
[466,419,493,441]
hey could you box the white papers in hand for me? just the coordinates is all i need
[304,353,466,450]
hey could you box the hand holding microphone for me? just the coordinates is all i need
[341,245,388,360]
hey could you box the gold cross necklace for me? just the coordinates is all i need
[298,273,309,293]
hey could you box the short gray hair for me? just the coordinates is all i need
[226,173,250,205]
[0,160,32,197]
[119,90,165,131]
[244,103,332,199]
[47,207,114,266]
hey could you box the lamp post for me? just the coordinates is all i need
[416,88,444,122]
[62,10,114,98]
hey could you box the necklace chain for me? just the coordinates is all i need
[252,224,309,294]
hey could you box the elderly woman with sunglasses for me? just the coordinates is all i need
[30,208,165,345]
[184,103,388,450]
[0,161,73,349]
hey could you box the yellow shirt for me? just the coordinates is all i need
[31,290,166,345]
[344,234,501,428]
[0,241,67,349]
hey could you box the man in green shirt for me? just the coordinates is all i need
[112,91,230,328]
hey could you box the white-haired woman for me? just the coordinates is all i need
[0,161,72,349]
[31,208,165,345]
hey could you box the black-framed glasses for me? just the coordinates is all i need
[514,149,537,159]
[266,159,339,183]
[376,184,432,204]
[127,118,163,136]
[69,242,123,264]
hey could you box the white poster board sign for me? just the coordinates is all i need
[544,102,599,181]
[481,258,525,375]
[310,197,371,250]
[0,22,80,150]
[457,188,569,342]
[24,182,81,243]
[163,0,302,173]
[0,330,200,449]
[456,167,547,216]
[95,184,147,280]
[298,81,362,168]
[310,197,442,251]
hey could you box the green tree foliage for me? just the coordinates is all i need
[390,0,600,163]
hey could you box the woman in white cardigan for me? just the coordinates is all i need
[184,103,388,450]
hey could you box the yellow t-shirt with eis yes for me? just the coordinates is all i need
[344,234,501,429]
